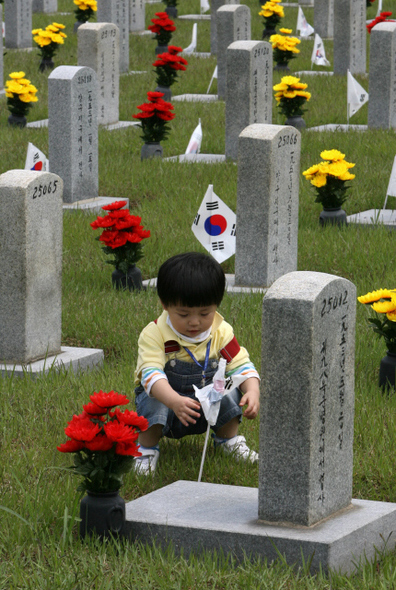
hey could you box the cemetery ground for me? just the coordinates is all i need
[2,0,396,587]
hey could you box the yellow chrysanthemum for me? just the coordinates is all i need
[6,80,24,94]
[279,75,301,86]
[9,71,25,79]
[358,289,394,304]
[372,300,396,314]
[295,90,311,100]
[283,90,297,98]
[52,22,66,29]
[19,93,37,103]
[279,28,292,34]
[293,82,308,90]
[302,164,320,178]
[338,171,355,181]
[311,174,327,188]
[320,149,345,162]
[273,82,288,91]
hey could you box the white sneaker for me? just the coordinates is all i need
[133,446,160,475]
[214,435,258,463]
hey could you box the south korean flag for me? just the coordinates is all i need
[191,184,236,263]
[24,142,49,171]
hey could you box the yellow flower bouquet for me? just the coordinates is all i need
[32,22,67,71]
[303,149,355,208]
[74,0,97,25]
[270,28,300,70]
[5,71,38,127]
[273,75,311,122]
[259,0,284,37]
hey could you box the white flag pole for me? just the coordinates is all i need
[198,425,211,482]
[206,65,217,94]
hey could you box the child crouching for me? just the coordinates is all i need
[133,252,260,474]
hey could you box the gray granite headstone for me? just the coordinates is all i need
[97,0,129,73]
[48,66,98,203]
[216,5,251,100]
[368,22,396,130]
[0,170,63,364]
[235,124,300,288]
[78,23,120,126]
[314,0,334,39]
[0,6,3,92]
[4,0,32,49]
[334,0,366,75]
[225,40,272,161]
[210,0,239,55]
[32,0,58,12]
[260,271,356,526]
[129,0,145,32]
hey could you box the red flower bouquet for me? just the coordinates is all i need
[133,91,175,143]
[367,11,394,33]
[58,390,148,492]
[90,201,150,275]
[148,12,176,46]
[153,45,188,88]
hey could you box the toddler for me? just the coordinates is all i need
[134,252,260,474]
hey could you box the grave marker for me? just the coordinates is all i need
[260,271,356,525]
[216,4,251,100]
[225,40,272,160]
[334,0,366,75]
[78,23,120,126]
[129,0,145,32]
[368,22,396,130]
[4,0,32,49]
[48,66,98,203]
[0,170,63,364]
[210,0,239,55]
[32,0,58,12]
[97,0,129,73]
[0,6,3,92]
[314,0,334,39]
[235,124,300,288]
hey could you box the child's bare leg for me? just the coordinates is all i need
[138,423,163,448]
[216,416,239,439]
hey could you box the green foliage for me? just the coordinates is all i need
[72,449,134,493]
[367,316,396,354]
[314,176,351,208]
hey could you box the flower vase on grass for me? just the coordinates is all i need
[148,12,176,55]
[90,201,150,291]
[32,22,67,72]
[303,149,355,226]
[133,91,175,160]
[152,45,188,101]
[270,28,300,71]
[5,71,38,128]
[57,390,149,538]
[259,0,284,38]
[273,75,310,129]
[358,289,396,391]
[73,0,97,31]
[163,0,178,19]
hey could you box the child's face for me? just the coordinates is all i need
[162,303,217,338]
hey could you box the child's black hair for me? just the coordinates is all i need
[157,252,225,308]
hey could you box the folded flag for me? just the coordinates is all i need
[311,33,330,67]
[24,142,49,172]
[347,70,368,119]
[185,119,202,154]
[297,7,314,38]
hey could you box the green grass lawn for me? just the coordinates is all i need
[2,0,396,587]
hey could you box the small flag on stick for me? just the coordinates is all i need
[201,0,210,14]
[183,23,197,54]
[206,65,217,94]
[347,70,368,122]
[383,155,396,210]
[185,119,202,154]
[311,34,330,67]
[24,142,49,171]
[296,7,314,38]
[191,184,236,263]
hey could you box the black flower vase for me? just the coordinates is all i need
[80,491,125,539]
[155,84,172,101]
[379,351,396,392]
[112,264,143,291]
[262,28,276,39]
[319,207,347,227]
[155,43,168,56]
[74,21,84,32]
[8,114,27,128]
[39,58,54,73]
[285,115,306,130]
[140,142,163,161]
[165,6,177,18]
[274,62,290,72]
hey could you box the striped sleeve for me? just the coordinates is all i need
[226,361,260,383]
[141,367,169,396]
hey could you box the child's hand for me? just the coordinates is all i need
[171,395,201,427]
[239,378,260,419]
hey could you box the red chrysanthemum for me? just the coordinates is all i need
[104,421,139,443]
[113,408,149,431]
[57,439,85,453]
[85,434,114,452]
[101,200,127,211]
[115,441,142,456]
[65,415,101,442]
[90,390,129,410]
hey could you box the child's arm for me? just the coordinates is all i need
[150,379,201,427]
[239,377,260,419]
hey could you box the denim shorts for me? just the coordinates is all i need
[135,357,243,439]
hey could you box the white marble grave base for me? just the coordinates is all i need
[0,346,104,378]
[172,94,217,102]
[132,30,152,35]
[63,196,129,214]
[143,274,266,293]
[347,209,396,228]
[179,14,211,20]
[182,52,211,58]
[308,124,368,132]
[294,71,334,76]
[26,120,139,130]
[26,119,49,128]
[129,71,148,74]
[164,154,226,163]
[125,480,396,575]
